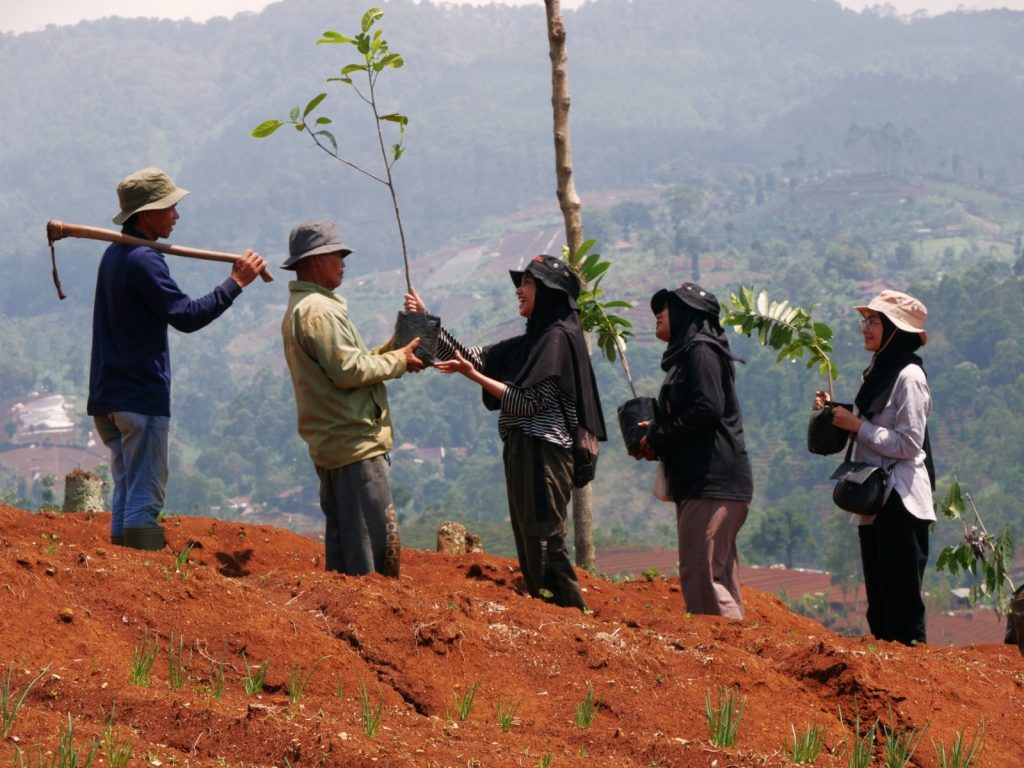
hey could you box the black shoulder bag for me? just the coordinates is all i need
[557,395,599,489]
[830,439,890,515]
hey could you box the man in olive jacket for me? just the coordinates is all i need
[281,221,423,576]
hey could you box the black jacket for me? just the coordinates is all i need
[647,340,753,502]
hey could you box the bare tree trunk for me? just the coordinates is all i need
[544,0,594,571]
[544,1,583,252]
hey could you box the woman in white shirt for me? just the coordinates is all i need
[814,290,934,645]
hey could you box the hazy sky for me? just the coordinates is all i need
[2,0,1023,34]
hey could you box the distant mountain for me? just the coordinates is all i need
[2,0,1023,315]
[3,0,1023,568]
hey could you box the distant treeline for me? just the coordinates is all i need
[2,0,1024,313]
[1,0,1022,599]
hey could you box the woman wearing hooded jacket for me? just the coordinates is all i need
[813,289,934,646]
[404,255,606,610]
[635,283,753,619]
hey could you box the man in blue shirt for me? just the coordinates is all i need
[88,167,266,550]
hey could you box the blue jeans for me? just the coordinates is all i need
[94,412,170,536]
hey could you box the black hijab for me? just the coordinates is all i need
[482,281,607,440]
[659,294,743,372]
[855,314,924,419]
[855,314,935,487]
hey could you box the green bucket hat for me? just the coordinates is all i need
[112,167,190,225]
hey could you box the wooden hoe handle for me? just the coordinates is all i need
[46,219,274,300]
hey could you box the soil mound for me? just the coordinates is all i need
[1,505,1020,767]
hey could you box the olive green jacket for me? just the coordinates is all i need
[282,281,407,469]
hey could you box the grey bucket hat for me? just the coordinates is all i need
[282,220,353,270]
[112,167,190,225]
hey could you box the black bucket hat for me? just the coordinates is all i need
[650,282,720,317]
[509,255,580,309]
[281,220,353,270]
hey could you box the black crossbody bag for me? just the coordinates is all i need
[830,439,890,515]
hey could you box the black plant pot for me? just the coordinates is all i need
[393,310,441,365]
[807,401,852,456]
[1005,584,1024,656]
[617,396,657,454]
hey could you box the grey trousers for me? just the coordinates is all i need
[316,455,400,577]
[676,498,749,619]
[503,429,585,610]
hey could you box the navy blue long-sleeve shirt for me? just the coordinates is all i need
[87,229,241,417]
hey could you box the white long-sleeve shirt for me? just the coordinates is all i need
[854,364,935,522]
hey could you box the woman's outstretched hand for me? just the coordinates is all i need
[435,350,472,378]
[404,286,429,314]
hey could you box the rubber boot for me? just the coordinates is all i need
[123,526,165,551]
[110,535,125,546]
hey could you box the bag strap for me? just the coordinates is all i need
[842,433,855,463]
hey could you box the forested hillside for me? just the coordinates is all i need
[2,0,1023,616]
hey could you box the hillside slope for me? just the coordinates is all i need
[1,504,1021,767]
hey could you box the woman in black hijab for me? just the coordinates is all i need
[404,255,606,610]
[635,283,753,619]
[814,289,934,645]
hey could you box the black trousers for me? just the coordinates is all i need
[316,455,400,577]
[858,492,930,645]
[502,429,585,610]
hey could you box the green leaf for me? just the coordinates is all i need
[303,93,327,119]
[251,120,283,138]
[379,113,408,125]
[317,31,355,45]
[362,8,385,33]
[315,116,332,126]
[587,262,611,281]
[755,290,770,316]
[289,106,300,123]
[573,239,597,265]
[314,130,337,154]
[603,340,617,363]
[943,478,965,519]
[580,252,602,276]
[341,63,368,75]
[935,547,954,573]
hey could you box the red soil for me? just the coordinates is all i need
[1,504,1021,767]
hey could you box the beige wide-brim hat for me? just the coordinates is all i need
[856,289,928,345]
[112,167,190,225]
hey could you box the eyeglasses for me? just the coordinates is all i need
[857,316,882,331]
